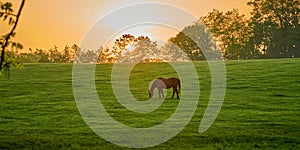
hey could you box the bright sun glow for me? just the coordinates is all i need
[126,45,135,51]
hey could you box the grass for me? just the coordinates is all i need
[0,59,300,149]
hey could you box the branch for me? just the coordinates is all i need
[0,0,25,71]
[0,11,17,17]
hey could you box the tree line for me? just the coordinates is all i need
[1,0,299,69]
[171,0,300,60]
[9,45,99,63]
[98,0,300,62]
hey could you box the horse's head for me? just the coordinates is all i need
[149,90,154,98]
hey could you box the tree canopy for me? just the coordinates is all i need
[2,0,299,66]
[247,0,300,58]
[169,0,299,60]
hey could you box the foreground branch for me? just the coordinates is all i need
[0,0,26,71]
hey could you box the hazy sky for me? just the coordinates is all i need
[1,0,252,51]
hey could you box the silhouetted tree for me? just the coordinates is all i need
[98,34,160,63]
[248,0,300,58]
[169,23,218,60]
[200,9,259,59]
[0,0,25,73]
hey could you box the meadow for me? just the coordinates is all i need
[0,59,299,149]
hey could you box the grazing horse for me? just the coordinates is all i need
[149,77,181,99]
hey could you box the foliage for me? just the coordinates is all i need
[159,42,189,62]
[247,0,300,58]
[0,1,14,25]
[0,0,25,74]
[200,9,260,59]
[169,24,206,61]
[169,0,299,60]
[127,36,159,62]
[169,23,222,61]
[14,45,99,63]
[73,44,99,63]
[98,34,164,63]
[0,50,23,78]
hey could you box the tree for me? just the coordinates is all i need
[159,42,189,62]
[129,36,159,62]
[98,47,114,63]
[16,45,77,63]
[113,34,135,62]
[169,23,219,60]
[73,44,99,63]
[247,0,300,58]
[34,49,49,63]
[61,45,75,63]
[98,34,160,63]
[200,9,259,59]
[0,0,26,72]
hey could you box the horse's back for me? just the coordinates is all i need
[168,77,180,87]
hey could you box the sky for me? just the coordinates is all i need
[1,0,252,51]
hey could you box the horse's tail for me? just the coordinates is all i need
[178,79,181,95]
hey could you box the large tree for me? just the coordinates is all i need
[247,0,300,58]
[200,9,259,59]
[169,23,210,61]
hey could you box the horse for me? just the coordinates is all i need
[149,77,181,99]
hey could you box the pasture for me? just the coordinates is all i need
[0,59,300,149]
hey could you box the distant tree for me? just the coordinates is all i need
[61,45,75,63]
[114,34,136,62]
[49,46,63,63]
[98,47,113,63]
[16,45,77,63]
[247,0,300,58]
[98,34,160,63]
[0,0,25,73]
[73,44,99,63]
[34,49,49,63]
[129,36,159,62]
[17,48,37,63]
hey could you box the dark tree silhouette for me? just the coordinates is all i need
[98,34,160,63]
[200,9,259,59]
[248,0,300,58]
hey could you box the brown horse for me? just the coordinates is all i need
[149,77,181,99]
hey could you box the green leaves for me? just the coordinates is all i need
[0,0,26,73]
[248,0,300,58]
[0,1,15,25]
[180,9,257,60]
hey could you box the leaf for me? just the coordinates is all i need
[3,14,7,21]
[17,43,23,49]
[9,17,13,25]
[3,2,13,13]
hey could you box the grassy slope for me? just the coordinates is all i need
[0,59,299,149]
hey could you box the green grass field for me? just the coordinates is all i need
[0,59,300,149]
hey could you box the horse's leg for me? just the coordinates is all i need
[158,88,162,99]
[161,88,165,99]
[176,88,179,99]
[171,87,175,99]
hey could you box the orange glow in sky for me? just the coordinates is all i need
[1,0,251,51]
